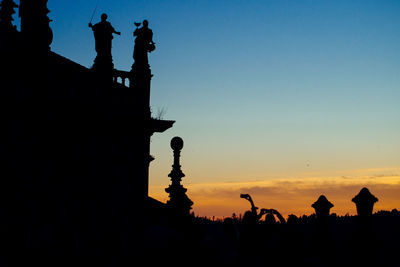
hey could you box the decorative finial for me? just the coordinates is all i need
[312,195,334,220]
[352,187,378,218]
[170,136,184,151]
[165,137,193,216]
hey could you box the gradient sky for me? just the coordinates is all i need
[12,0,400,217]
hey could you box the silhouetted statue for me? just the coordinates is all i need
[239,208,260,265]
[133,19,155,67]
[0,0,18,33]
[258,208,287,267]
[89,13,120,69]
[165,137,193,217]
[240,194,264,221]
[261,208,286,224]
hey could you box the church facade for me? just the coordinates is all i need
[0,1,176,264]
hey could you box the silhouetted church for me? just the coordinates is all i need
[0,1,190,264]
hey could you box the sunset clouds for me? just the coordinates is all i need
[151,167,400,218]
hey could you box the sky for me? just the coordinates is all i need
[12,0,400,218]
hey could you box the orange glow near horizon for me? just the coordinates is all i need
[150,167,400,218]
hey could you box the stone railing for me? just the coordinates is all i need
[113,69,132,87]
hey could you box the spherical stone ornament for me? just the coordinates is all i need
[171,136,184,151]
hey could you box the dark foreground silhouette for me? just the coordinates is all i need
[0,2,398,267]
[137,189,399,267]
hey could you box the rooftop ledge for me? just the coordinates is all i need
[150,118,175,133]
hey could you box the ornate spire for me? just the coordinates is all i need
[165,137,193,216]
[19,0,53,50]
[0,0,18,33]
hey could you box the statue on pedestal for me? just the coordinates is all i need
[133,19,155,68]
[89,13,120,70]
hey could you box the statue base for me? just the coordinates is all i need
[92,55,114,72]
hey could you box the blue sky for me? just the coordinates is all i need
[11,0,400,215]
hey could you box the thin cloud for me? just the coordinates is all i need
[185,174,400,217]
[150,167,400,218]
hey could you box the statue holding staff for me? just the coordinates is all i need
[89,13,120,64]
